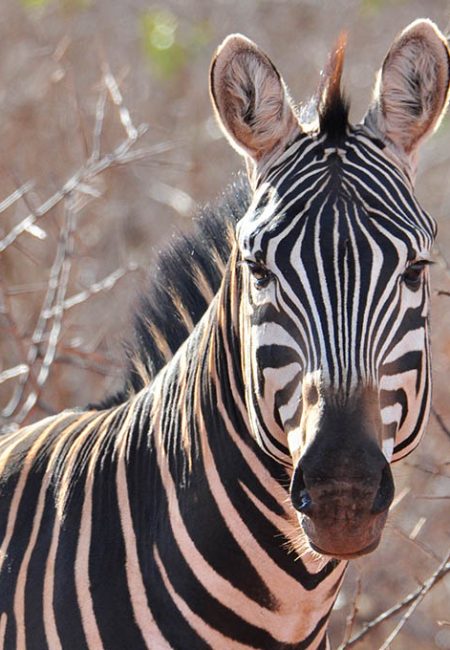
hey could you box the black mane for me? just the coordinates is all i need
[93,175,251,409]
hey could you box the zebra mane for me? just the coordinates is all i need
[94,175,251,409]
[318,33,350,142]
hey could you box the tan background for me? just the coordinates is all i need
[0,1,449,647]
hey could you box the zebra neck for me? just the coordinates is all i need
[138,266,347,647]
[148,254,254,478]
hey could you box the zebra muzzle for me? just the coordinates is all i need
[290,456,394,559]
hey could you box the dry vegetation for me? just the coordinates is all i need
[0,0,449,648]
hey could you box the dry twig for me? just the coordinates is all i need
[0,125,148,254]
[0,66,153,431]
[342,550,450,648]
[338,566,362,649]
[432,407,450,440]
[2,194,76,425]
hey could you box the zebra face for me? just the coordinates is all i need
[236,134,434,557]
[237,132,435,463]
[211,22,449,558]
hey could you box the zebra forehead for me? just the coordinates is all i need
[237,131,435,256]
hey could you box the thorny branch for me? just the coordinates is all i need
[0,277,42,400]
[0,261,139,392]
[0,180,37,223]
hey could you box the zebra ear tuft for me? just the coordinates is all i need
[209,34,299,170]
[364,19,450,171]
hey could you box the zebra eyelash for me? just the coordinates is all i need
[402,259,434,289]
[238,257,273,288]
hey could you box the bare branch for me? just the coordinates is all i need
[0,124,148,254]
[338,567,362,649]
[432,407,450,439]
[0,180,46,241]
[343,551,450,648]
[8,195,77,424]
[0,364,29,385]
[54,351,122,377]
[90,85,107,162]
[0,181,35,214]
[43,262,139,317]
[103,65,138,141]
[404,460,450,479]
[0,276,41,415]
[377,550,450,650]
[5,283,48,296]
[146,180,195,217]
[389,523,441,563]
[414,495,449,500]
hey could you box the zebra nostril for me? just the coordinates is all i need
[371,462,395,514]
[295,489,313,514]
[291,465,313,514]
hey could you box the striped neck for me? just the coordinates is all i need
[142,254,346,647]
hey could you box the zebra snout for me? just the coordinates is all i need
[290,456,394,559]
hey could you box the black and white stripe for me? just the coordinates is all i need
[237,129,435,465]
[0,20,449,650]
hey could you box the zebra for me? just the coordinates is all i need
[0,17,449,650]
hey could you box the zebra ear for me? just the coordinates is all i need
[210,34,299,170]
[364,19,450,171]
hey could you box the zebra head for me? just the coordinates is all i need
[210,20,450,559]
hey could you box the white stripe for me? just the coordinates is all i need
[0,613,7,650]
[381,404,402,425]
[382,438,394,461]
[153,547,250,650]
[75,462,105,649]
[115,405,170,649]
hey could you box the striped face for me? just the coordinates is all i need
[237,128,435,468]
[211,23,449,557]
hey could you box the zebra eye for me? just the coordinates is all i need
[402,261,428,289]
[244,259,272,288]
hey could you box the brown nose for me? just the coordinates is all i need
[289,385,396,557]
[290,453,394,558]
[289,393,396,557]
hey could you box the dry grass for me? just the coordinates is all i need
[1,1,449,648]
